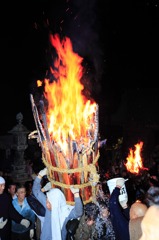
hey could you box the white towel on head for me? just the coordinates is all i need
[47,188,74,240]
[0,176,5,184]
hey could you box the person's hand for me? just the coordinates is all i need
[38,168,48,178]
[116,178,125,188]
[43,182,52,192]
[0,218,8,229]
[119,199,128,209]
[30,229,34,239]
[70,186,79,195]
[20,219,30,228]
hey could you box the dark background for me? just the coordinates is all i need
[0,0,159,140]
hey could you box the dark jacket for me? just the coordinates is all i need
[74,214,96,240]
[27,193,46,217]
[109,187,130,240]
[0,192,24,240]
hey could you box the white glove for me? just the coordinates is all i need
[0,217,8,229]
[20,219,30,228]
[119,199,128,209]
[70,186,79,194]
[43,182,52,192]
[116,178,125,188]
[30,229,34,239]
[38,168,48,177]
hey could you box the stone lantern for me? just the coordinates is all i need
[9,112,32,183]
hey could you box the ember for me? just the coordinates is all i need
[30,34,100,205]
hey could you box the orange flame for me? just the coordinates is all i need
[38,34,97,154]
[125,141,145,174]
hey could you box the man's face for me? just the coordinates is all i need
[100,208,109,218]
[8,185,16,196]
[86,219,95,226]
[0,183,5,194]
[16,187,26,201]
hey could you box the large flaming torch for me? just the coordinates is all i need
[30,34,100,205]
[125,141,148,174]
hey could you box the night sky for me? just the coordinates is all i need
[0,0,159,137]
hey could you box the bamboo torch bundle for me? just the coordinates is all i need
[30,94,100,205]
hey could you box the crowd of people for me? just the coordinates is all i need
[0,160,159,240]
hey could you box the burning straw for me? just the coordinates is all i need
[29,34,100,205]
[30,94,99,205]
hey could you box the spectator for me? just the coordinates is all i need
[139,205,159,240]
[109,178,147,240]
[143,185,159,207]
[139,185,159,239]
[27,181,52,239]
[129,201,147,240]
[26,160,34,179]
[121,169,129,180]
[74,202,99,240]
[113,167,121,178]
[95,201,116,239]
[7,182,17,200]
[0,176,30,240]
[11,183,36,240]
[32,168,83,240]
[109,178,129,240]
[24,180,33,197]
[96,182,110,204]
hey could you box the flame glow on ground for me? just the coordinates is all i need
[38,34,97,155]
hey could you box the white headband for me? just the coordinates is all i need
[0,176,5,184]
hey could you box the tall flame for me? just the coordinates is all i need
[39,34,97,154]
[125,141,144,174]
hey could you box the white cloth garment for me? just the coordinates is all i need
[47,188,74,240]
[0,177,5,184]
